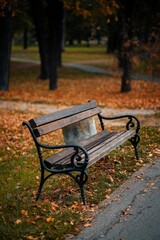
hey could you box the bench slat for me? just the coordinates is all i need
[34,108,100,137]
[44,130,135,169]
[44,130,110,168]
[57,131,122,168]
[29,100,99,128]
[88,130,136,167]
[44,130,115,168]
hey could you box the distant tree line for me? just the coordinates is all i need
[0,0,159,92]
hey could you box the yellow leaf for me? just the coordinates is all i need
[15,219,21,224]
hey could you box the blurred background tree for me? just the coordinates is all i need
[0,0,159,92]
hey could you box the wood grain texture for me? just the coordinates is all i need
[44,130,136,169]
[29,100,99,128]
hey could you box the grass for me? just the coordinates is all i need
[11,44,160,76]
[0,107,159,239]
[11,45,109,63]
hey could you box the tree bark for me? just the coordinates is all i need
[29,0,50,80]
[30,0,64,88]
[121,50,132,92]
[117,0,133,93]
[23,28,28,49]
[47,0,64,90]
[107,19,119,53]
[0,9,13,91]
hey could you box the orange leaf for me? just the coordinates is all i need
[46,217,54,223]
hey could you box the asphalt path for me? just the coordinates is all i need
[73,159,160,240]
[11,57,160,82]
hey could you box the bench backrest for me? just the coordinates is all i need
[29,100,101,137]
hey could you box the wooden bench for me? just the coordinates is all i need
[22,100,140,204]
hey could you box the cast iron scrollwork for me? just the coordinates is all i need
[129,134,140,159]
[71,147,88,169]
[126,116,140,134]
[126,116,135,130]
[130,134,140,146]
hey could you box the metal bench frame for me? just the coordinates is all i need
[22,100,140,204]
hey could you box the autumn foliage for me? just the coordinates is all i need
[0,63,160,109]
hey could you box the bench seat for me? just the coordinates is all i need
[44,129,136,169]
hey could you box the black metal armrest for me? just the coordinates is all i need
[37,141,89,169]
[98,114,140,134]
[22,121,89,169]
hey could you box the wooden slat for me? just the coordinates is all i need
[55,131,120,168]
[34,107,100,137]
[29,100,99,128]
[44,130,116,168]
[87,130,136,167]
[44,130,136,169]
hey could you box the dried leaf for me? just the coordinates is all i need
[84,223,92,227]
[15,219,21,224]
[21,209,28,217]
[46,217,54,223]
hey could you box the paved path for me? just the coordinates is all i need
[0,100,155,115]
[11,57,160,82]
[72,159,160,240]
[0,100,159,127]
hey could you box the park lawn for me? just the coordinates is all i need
[0,107,160,239]
[11,44,160,76]
[7,45,160,110]
[0,62,160,110]
[11,45,109,63]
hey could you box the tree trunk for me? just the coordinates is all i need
[29,0,50,80]
[37,31,50,80]
[0,9,13,91]
[107,19,119,53]
[30,0,64,88]
[61,9,66,52]
[23,28,28,49]
[47,0,64,90]
[121,51,132,92]
[117,0,133,93]
[57,5,65,67]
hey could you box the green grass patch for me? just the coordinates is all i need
[11,44,160,78]
[11,45,108,63]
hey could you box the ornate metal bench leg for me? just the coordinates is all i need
[129,134,140,160]
[80,184,86,205]
[36,169,45,201]
[76,171,88,205]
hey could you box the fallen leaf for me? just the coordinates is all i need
[21,209,28,217]
[46,217,54,223]
[26,236,38,240]
[84,223,92,227]
[15,219,21,224]
[136,175,142,179]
